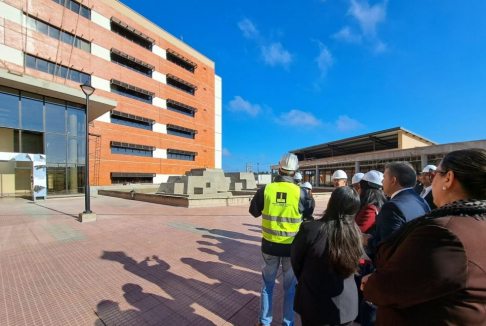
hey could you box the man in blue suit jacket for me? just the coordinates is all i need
[361,162,430,326]
[364,162,431,254]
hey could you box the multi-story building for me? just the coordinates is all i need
[271,127,486,187]
[0,0,222,196]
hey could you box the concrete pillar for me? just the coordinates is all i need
[421,154,428,170]
[315,166,320,187]
[355,161,361,173]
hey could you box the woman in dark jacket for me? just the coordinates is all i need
[354,170,387,326]
[291,187,362,326]
[362,148,486,326]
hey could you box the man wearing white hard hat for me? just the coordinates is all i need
[332,170,348,188]
[250,153,314,326]
[351,172,365,193]
[294,172,303,185]
[300,182,315,221]
[420,165,437,210]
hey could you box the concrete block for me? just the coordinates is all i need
[78,212,97,223]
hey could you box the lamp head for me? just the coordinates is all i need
[80,81,95,97]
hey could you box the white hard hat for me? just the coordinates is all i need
[294,172,302,181]
[422,165,437,173]
[301,182,312,190]
[332,170,347,180]
[362,170,384,186]
[351,173,365,185]
[279,153,299,171]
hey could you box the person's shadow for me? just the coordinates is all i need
[99,251,260,325]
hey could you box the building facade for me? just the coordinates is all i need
[271,127,486,187]
[0,0,222,196]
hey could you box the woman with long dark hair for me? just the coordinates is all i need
[291,187,362,326]
[354,170,387,326]
[362,148,486,325]
[355,170,387,234]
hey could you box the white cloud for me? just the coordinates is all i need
[348,0,388,37]
[228,96,261,117]
[315,41,334,77]
[276,110,322,127]
[261,42,293,67]
[238,19,259,39]
[374,40,387,53]
[222,148,231,157]
[237,18,293,68]
[332,26,362,43]
[335,115,364,132]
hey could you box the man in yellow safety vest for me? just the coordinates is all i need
[249,153,314,326]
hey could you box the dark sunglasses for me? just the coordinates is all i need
[429,169,447,182]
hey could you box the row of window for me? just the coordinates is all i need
[167,128,195,139]
[111,21,153,51]
[110,146,196,161]
[167,77,196,95]
[111,116,152,131]
[52,0,90,19]
[0,86,85,136]
[110,84,153,104]
[167,101,195,117]
[110,52,153,77]
[26,54,91,84]
[111,176,153,184]
[27,16,90,52]
[166,52,195,73]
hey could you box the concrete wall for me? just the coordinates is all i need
[399,131,431,149]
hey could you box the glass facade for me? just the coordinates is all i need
[0,86,86,195]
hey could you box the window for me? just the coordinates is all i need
[167,124,196,139]
[0,86,20,129]
[26,16,91,52]
[111,147,153,157]
[110,79,154,104]
[25,54,91,84]
[52,0,91,19]
[166,99,196,117]
[167,149,197,161]
[166,74,197,95]
[166,50,196,73]
[111,116,152,131]
[111,173,154,184]
[110,18,154,51]
[21,93,44,132]
[111,142,154,157]
[110,50,154,77]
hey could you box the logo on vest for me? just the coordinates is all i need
[276,192,287,203]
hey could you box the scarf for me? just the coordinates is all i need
[384,199,486,246]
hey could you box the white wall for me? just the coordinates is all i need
[91,44,111,61]
[153,123,167,134]
[0,44,23,66]
[214,75,222,169]
[153,97,166,109]
[0,2,23,25]
[154,174,180,184]
[152,71,166,84]
[95,112,111,123]
[91,11,111,30]
[152,45,167,59]
[91,76,111,92]
[153,148,167,159]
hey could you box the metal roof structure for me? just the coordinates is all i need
[291,127,436,160]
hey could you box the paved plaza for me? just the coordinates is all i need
[0,195,328,326]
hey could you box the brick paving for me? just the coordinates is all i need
[0,195,332,326]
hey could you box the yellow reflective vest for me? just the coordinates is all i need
[262,181,303,244]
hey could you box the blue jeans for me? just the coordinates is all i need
[259,253,297,326]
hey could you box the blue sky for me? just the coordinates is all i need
[122,0,486,172]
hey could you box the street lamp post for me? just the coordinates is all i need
[79,81,96,222]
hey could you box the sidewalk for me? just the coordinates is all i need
[0,195,328,326]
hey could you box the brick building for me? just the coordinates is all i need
[0,0,222,196]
